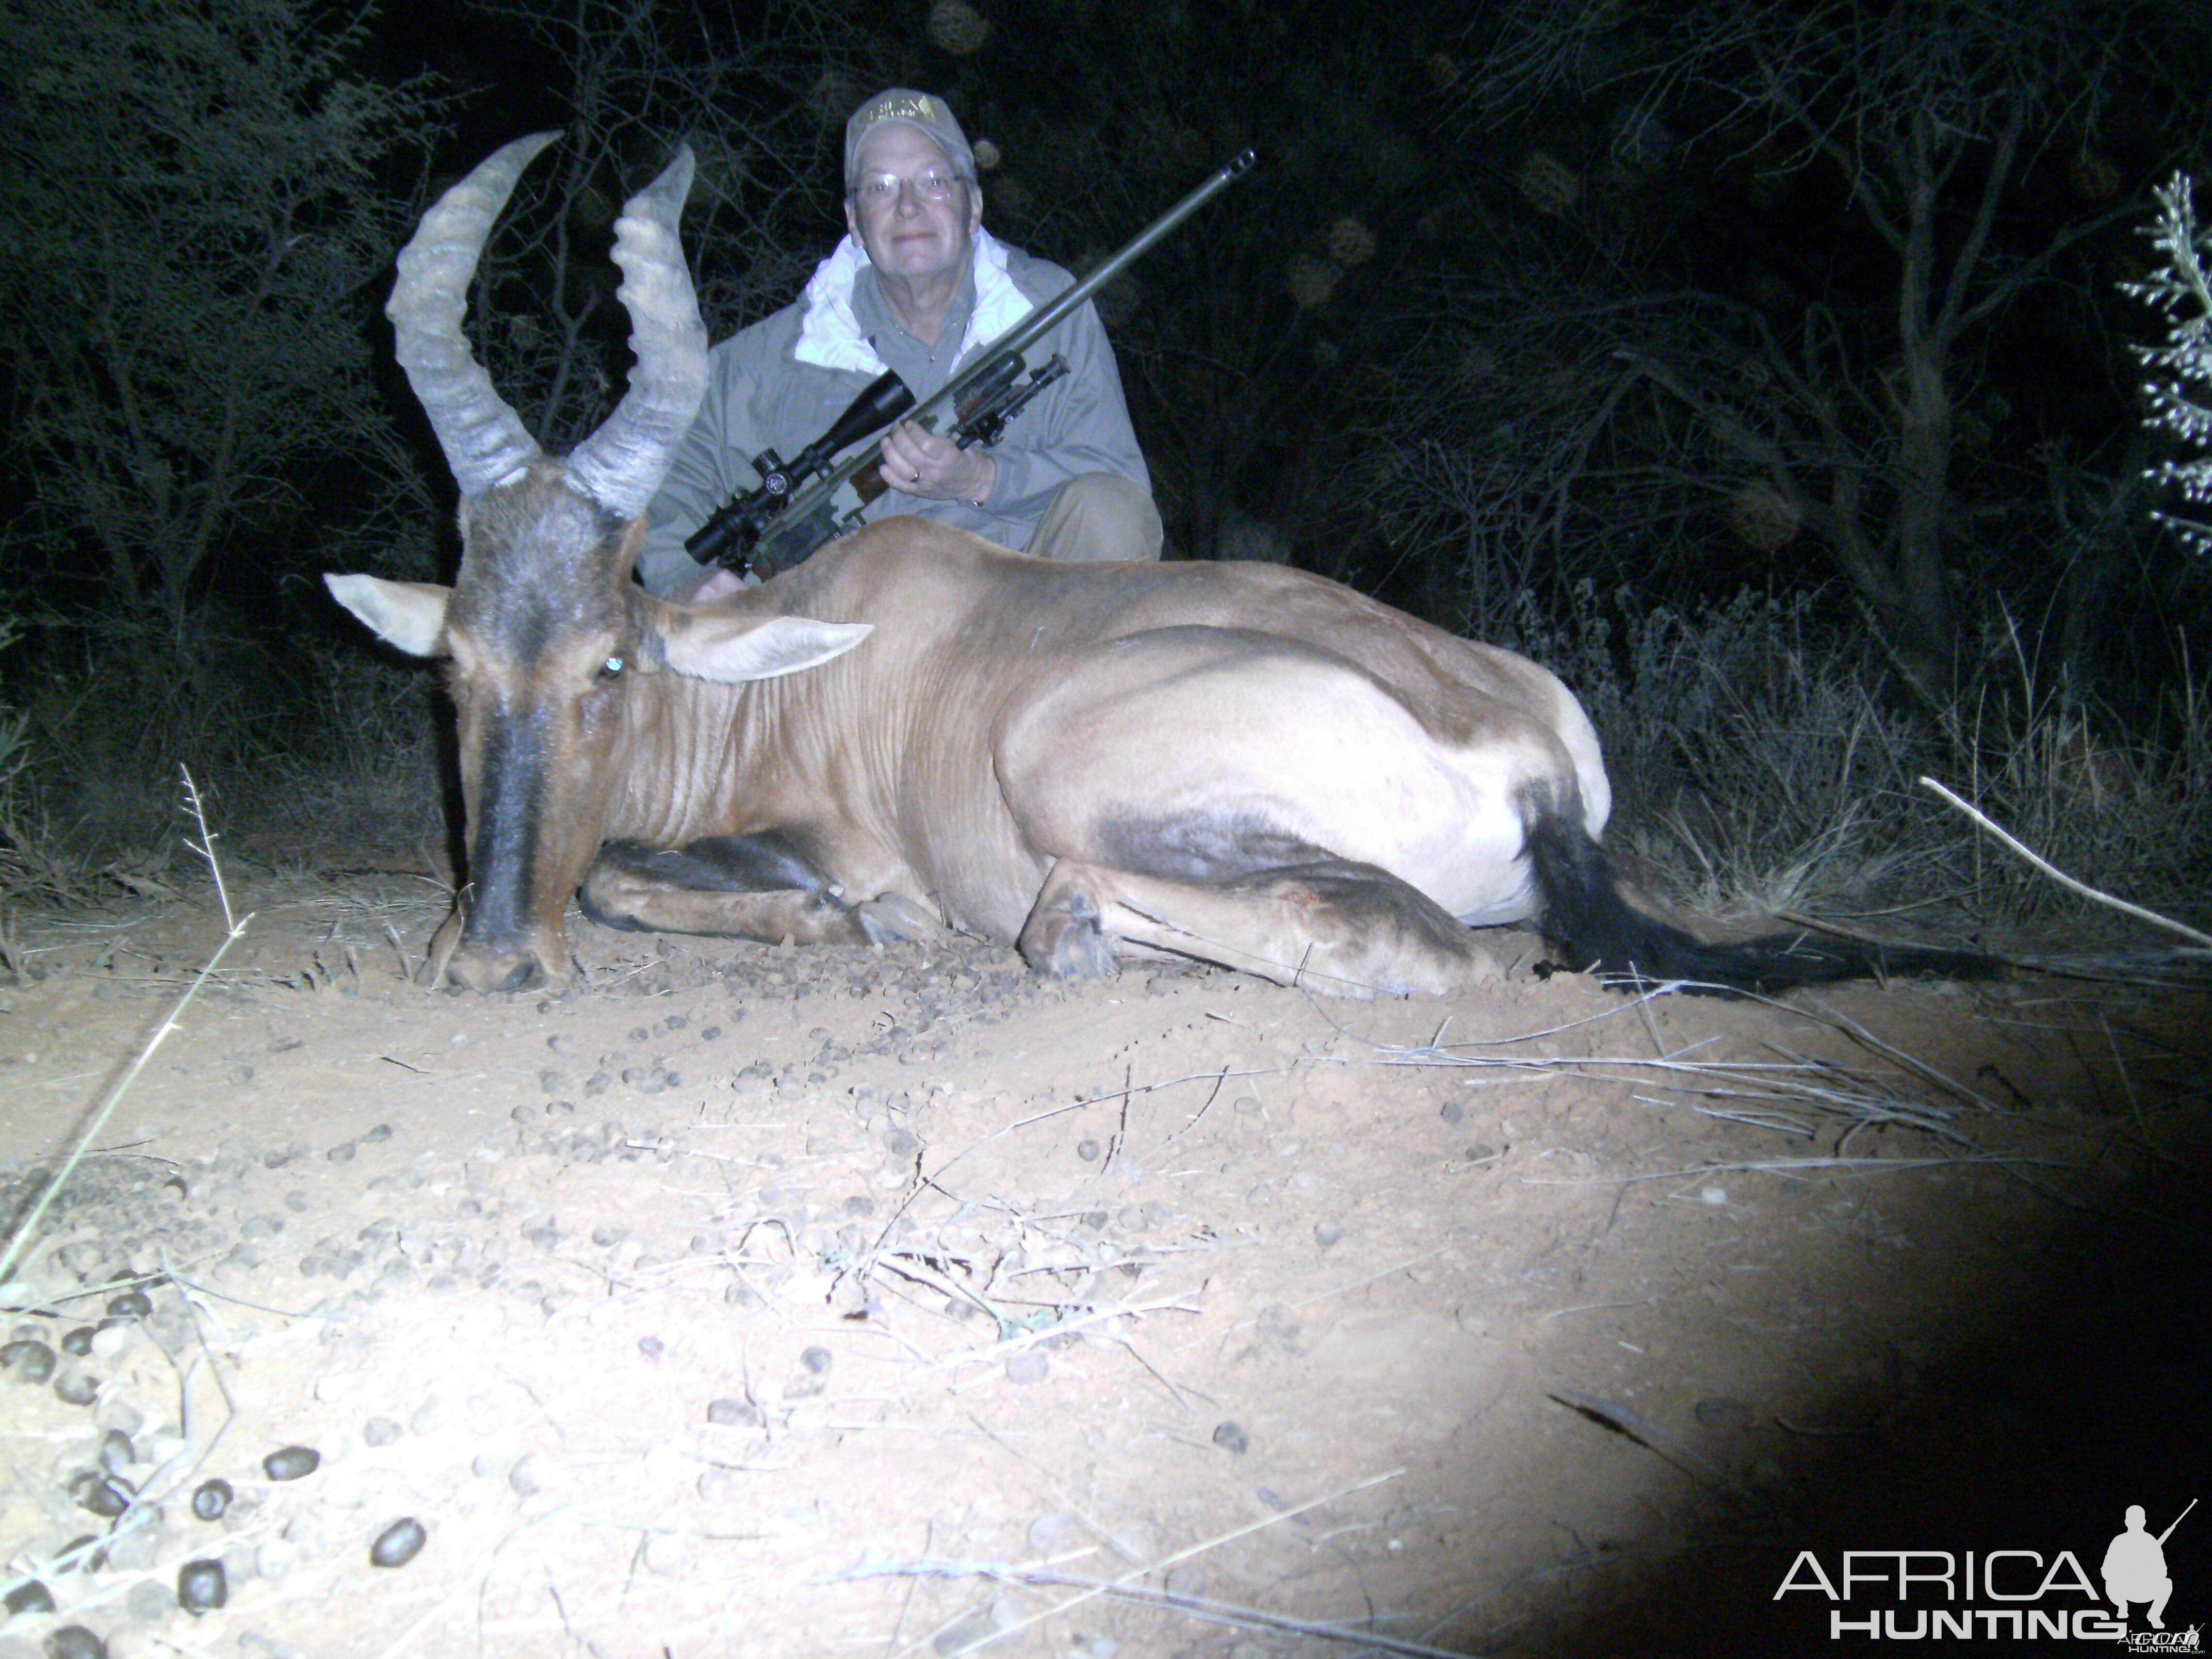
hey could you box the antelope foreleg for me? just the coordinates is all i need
[576,839,942,948]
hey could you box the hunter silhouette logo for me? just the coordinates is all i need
[1772,1496,2198,1641]
[2107,1500,2193,1634]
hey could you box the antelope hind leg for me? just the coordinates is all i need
[1019,857,1509,999]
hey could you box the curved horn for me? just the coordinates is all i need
[565,147,709,519]
[387,131,558,497]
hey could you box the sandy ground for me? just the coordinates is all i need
[0,861,2205,1659]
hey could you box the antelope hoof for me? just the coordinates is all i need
[1019,889,1118,982]
[857,893,946,945]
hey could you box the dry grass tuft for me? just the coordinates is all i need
[1518,586,2212,949]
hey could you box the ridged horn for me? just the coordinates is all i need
[387,131,557,498]
[564,147,709,519]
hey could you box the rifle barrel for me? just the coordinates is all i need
[2158,1498,2197,1544]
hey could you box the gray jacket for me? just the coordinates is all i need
[634,229,1148,596]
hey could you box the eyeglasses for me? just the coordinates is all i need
[850,169,966,205]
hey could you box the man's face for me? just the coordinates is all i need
[845,124,980,288]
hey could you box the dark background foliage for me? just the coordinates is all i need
[1,0,2209,911]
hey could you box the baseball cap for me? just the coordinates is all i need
[844,88,977,186]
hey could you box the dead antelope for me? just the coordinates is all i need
[330,135,1984,997]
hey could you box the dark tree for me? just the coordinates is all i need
[0,0,441,653]
[1456,0,2212,692]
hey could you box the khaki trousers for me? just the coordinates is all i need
[1023,473,1164,562]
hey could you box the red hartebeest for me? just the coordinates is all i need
[331,136,1983,997]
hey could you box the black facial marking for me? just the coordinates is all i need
[463,704,547,949]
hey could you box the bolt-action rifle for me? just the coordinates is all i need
[684,148,1256,579]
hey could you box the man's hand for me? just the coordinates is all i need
[880,420,996,505]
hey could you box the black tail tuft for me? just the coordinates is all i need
[1522,811,1994,996]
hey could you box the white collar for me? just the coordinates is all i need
[793,228,1032,375]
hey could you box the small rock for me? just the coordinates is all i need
[362,1417,402,1447]
[283,1508,333,1557]
[177,1557,226,1614]
[191,1478,233,1520]
[2,1339,56,1382]
[0,1279,55,1312]
[369,1517,427,1569]
[1026,1512,1083,1555]
[1004,1350,1049,1386]
[219,1542,257,1587]
[641,1530,696,1574]
[1313,1219,1345,1248]
[1163,1564,1207,1598]
[56,1534,105,1573]
[102,1524,159,1573]
[69,1471,131,1518]
[42,1628,107,1659]
[3,1580,54,1616]
[254,1538,299,1582]
[262,1445,320,1482]
[125,1579,172,1622]
[1211,1420,1250,1455]
[53,1241,115,1283]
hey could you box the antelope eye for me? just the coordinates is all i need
[599,655,625,679]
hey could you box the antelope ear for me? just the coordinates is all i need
[649,606,872,684]
[326,574,452,657]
